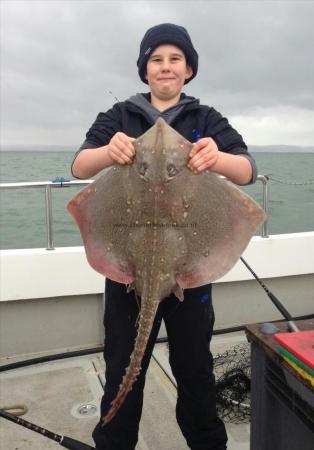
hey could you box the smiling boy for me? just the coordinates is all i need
[72,23,256,450]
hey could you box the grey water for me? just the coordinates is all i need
[0,150,313,250]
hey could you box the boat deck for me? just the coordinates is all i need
[0,332,250,449]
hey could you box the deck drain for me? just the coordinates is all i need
[77,404,97,416]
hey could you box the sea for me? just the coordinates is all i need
[0,149,313,250]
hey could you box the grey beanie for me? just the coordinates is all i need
[137,23,198,84]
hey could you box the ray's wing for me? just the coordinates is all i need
[67,165,143,283]
[168,170,266,288]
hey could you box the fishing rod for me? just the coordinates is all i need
[240,256,300,332]
[0,409,96,450]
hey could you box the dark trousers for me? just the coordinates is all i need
[92,279,227,450]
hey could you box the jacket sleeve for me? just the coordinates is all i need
[70,103,123,177]
[205,108,257,184]
[79,103,123,150]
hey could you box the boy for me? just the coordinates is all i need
[72,23,256,450]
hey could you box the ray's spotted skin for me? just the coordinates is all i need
[67,118,265,424]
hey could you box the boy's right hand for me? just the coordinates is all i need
[108,132,136,165]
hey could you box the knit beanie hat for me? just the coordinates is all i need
[137,23,198,84]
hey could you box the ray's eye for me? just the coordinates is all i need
[167,163,178,177]
[139,162,148,176]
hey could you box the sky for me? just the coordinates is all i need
[1,0,314,148]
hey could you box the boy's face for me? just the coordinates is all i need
[145,45,193,102]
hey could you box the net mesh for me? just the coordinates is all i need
[214,343,251,423]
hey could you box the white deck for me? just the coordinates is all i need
[0,332,250,450]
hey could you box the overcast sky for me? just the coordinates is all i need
[1,0,314,148]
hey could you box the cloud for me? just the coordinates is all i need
[231,106,314,146]
[1,0,314,146]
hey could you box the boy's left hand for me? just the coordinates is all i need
[187,137,220,172]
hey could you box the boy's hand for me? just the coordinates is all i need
[187,137,220,172]
[108,132,136,165]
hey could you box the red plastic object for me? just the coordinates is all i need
[274,330,314,370]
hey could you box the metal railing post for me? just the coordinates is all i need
[45,185,54,250]
[258,175,269,238]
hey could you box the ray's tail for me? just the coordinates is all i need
[103,297,160,425]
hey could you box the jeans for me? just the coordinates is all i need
[92,279,227,450]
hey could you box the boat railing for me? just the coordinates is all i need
[0,175,269,250]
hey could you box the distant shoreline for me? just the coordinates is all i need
[1,144,314,153]
[249,145,314,153]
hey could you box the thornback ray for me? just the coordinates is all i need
[67,117,266,424]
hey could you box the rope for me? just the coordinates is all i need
[266,175,314,186]
[0,404,28,416]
